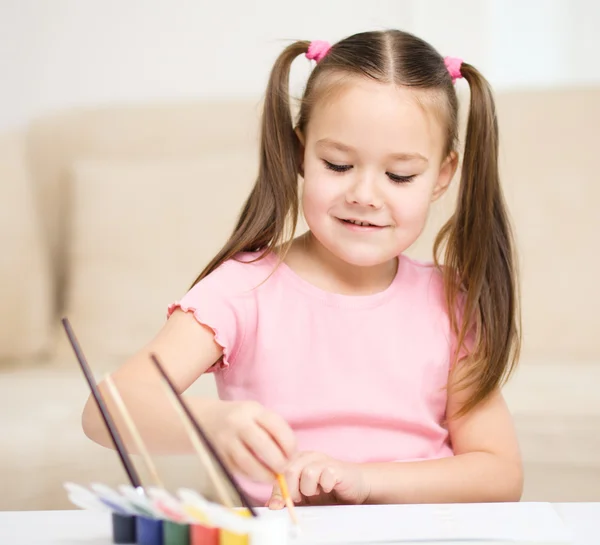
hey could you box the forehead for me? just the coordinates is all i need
[305,77,447,160]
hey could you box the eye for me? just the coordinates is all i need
[387,172,416,184]
[323,160,352,173]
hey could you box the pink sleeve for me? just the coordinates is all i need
[166,265,246,371]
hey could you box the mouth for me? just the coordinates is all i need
[337,218,386,233]
[338,218,384,228]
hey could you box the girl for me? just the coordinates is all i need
[82,29,523,508]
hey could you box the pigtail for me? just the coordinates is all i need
[191,41,310,287]
[435,63,521,416]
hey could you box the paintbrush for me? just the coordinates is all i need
[153,374,236,510]
[149,353,258,517]
[103,374,224,522]
[276,474,299,525]
[62,317,142,490]
[104,375,165,489]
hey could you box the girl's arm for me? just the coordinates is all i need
[81,309,224,452]
[81,310,296,481]
[362,375,523,504]
[267,373,522,508]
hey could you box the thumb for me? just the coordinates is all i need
[266,482,285,510]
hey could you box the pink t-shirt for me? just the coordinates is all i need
[167,251,459,504]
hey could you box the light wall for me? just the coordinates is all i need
[1,0,599,132]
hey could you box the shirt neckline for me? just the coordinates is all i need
[264,251,405,309]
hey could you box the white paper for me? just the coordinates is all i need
[255,503,573,544]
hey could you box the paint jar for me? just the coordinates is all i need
[112,512,137,544]
[218,529,247,545]
[219,509,251,545]
[136,516,164,545]
[163,520,190,545]
[190,523,219,545]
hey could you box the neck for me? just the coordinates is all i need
[288,232,398,296]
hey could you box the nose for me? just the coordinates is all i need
[345,175,383,209]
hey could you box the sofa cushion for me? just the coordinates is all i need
[26,101,262,313]
[494,89,600,362]
[60,152,258,362]
[504,362,600,467]
[405,88,600,363]
[0,132,53,362]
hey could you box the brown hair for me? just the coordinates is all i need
[191,30,521,416]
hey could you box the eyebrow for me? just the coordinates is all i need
[316,138,428,163]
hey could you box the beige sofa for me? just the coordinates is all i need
[1,88,599,511]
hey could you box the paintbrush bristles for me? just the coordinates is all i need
[104,375,165,489]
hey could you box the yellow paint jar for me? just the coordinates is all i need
[219,508,251,545]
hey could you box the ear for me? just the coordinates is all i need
[295,127,305,177]
[431,151,458,202]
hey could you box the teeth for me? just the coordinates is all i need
[347,219,371,226]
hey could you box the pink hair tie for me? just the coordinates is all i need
[306,40,331,63]
[444,56,463,83]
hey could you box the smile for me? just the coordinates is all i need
[345,219,376,226]
[338,218,387,230]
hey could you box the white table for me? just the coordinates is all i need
[0,503,598,545]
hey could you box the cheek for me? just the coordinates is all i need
[301,174,340,217]
[389,181,437,224]
[302,182,328,225]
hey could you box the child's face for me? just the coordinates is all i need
[300,78,457,268]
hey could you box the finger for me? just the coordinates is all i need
[240,424,288,475]
[256,411,297,459]
[299,462,325,498]
[284,458,307,504]
[267,483,285,510]
[284,452,323,503]
[228,440,273,482]
[319,466,338,494]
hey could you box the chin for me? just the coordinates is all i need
[325,241,399,269]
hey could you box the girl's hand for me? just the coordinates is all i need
[267,451,370,508]
[199,400,296,482]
